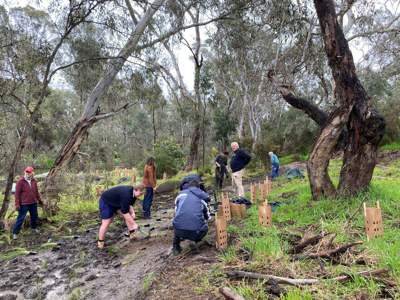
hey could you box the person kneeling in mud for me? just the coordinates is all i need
[172,179,210,255]
[97,184,143,249]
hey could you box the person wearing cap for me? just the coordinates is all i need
[172,178,210,255]
[97,184,144,249]
[268,151,280,179]
[230,142,251,197]
[12,166,43,239]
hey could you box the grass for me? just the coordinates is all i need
[380,141,400,151]
[218,157,400,299]
[0,247,29,261]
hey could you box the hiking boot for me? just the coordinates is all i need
[172,245,182,256]
[172,246,182,256]
[12,234,18,240]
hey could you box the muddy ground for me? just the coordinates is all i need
[0,188,226,300]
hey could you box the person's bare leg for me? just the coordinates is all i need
[122,213,138,239]
[98,218,112,248]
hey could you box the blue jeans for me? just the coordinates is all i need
[271,164,280,179]
[13,203,38,234]
[142,187,154,217]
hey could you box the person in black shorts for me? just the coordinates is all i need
[97,185,143,249]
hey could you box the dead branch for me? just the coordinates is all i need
[295,241,363,260]
[226,270,319,286]
[333,268,389,283]
[289,232,329,254]
[219,287,246,300]
[226,268,391,287]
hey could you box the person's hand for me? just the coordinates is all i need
[15,205,20,212]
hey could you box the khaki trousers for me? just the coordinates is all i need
[232,169,244,197]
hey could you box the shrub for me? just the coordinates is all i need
[154,139,184,177]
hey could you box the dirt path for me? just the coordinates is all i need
[0,203,176,300]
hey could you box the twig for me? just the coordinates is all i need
[226,270,319,286]
[295,241,363,260]
[289,232,329,254]
[219,287,246,300]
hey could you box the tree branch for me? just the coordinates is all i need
[267,70,328,126]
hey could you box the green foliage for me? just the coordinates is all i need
[154,139,185,177]
[380,141,400,151]
[212,109,236,147]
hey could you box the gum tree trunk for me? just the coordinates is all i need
[309,0,385,199]
[44,0,166,211]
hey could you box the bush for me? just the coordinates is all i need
[154,139,184,178]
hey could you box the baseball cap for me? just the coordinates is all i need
[24,166,34,173]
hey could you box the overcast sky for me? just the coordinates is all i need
[1,0,393,92]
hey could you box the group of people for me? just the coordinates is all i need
[214,142,280,196]
[11,142,279,254]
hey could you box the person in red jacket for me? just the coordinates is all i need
[12,166,43,240]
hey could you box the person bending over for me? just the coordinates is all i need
[172,180,210,255]
[97,185,143,249]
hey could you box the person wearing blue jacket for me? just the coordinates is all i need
[269,151,280,179]
[172,178,210,255]
[230,142,251,197]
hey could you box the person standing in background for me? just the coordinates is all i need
[142,157,156,219]
[215,151,229,189]
[230,142,251,197]
[269,151,280,180]
[12,167,43,240]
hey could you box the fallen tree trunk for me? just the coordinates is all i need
[219,287,246,300]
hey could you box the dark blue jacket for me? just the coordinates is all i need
[101,185,135,214]
[230,149,251,172]
[173,186,210,232]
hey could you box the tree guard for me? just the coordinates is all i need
[259,202,272,227]
[215,215,228,250]
[363,202,383,241]
[221,193,231,221]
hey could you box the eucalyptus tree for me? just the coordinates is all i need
[268,0,387,199]
[0,0,108,225]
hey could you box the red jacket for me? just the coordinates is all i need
[15,177,41,208]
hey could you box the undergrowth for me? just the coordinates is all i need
[216,158,400,299]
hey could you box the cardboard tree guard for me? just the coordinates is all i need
[230,203,247,219]
[363,201,383,241]
[215,215,228,250]
[258,202,272,227]
[221,193,231,221]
